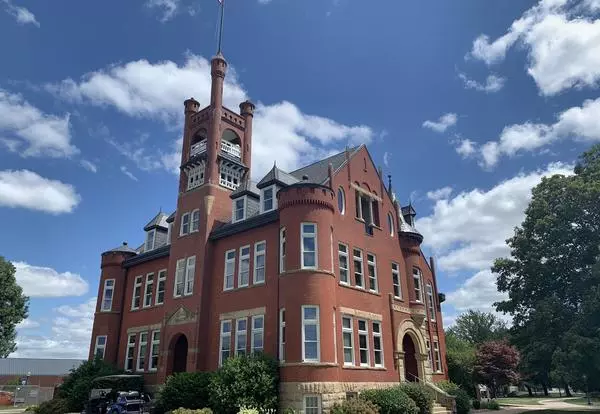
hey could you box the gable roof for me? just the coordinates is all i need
[289,147,359,185]
[257,165,299,189]
[143,212,169,231]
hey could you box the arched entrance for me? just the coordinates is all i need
[170,334,188,375]
[402,334,419,382]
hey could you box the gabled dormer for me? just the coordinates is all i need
[230,180,260,223]
[256,165,299,213]
[143,212,169,252]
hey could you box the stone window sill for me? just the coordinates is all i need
[343,365,386,371]
[280,362,338,368]
[339,282,381,297]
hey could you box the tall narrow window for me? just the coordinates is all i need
[304,395,322,414]
[302,306,320,362]
[426,284,436,321]
[358,320,369,366]
[94,335,107,359]
[184,256,195,295]
[131,276,142,310]
[413,268,423,302]
[219,320,232,366]
[254,241,266,284]
[338,244,349,284]
[367,253,378,292]
[434,341,442,373]
[155,270,166,305]
[251,315,264,353]
[426,340,433,369]
[145,230,155,251]
[101,279,115,311]
[191,209,200,232]
[279,309,286,361]
[262,186,274,212]
[233,198,245,223]
[392,263,401,299]
[180,213,190,235]
[236,318,247,356]
[125,334,136,371]
[143,273,154,308]
[373,322,383,367]
[353,249,364,288]
[238,246,250,287]
[149,330,160,371]
[387,213,394,236]
[337,187,345,214]
[224,249,235,291]
[342,316,354,365]
[301,223,317,269]
[174,259,185,297]
[136,332,148,372]
[279,227,286,273]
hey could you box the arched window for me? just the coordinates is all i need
[387,212,394,236]
[337,187,345,215]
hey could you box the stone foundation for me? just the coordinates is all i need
[280,381,399,413]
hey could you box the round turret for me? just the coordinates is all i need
[239,100,255,117]
[211,53,228,79]
[184,97,200,114]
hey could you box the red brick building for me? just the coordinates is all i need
[89,52,449,412]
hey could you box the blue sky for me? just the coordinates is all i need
[1,0,599,358]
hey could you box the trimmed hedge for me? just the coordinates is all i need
[157,371,214,413]
[361,387,419,414]
[331,397,380,414]
[398,383,434,414]
[436,381,470,414]
[35,398,69,414]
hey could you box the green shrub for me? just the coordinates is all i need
[24,405,39,412]
[398,383,434,414]
[237,408,259,414]
[171,409,213,414]
[331,397,380,414]
[472,399,480,409]
[436,381,470,414]
[482,400,500,410]
[361,387,419,414]
[36,398,69,414]
[157,371,214,412]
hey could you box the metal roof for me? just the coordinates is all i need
[143,212,169,231]
[230,180,260,199]
[0,358,84,376]
[102,242,138,256]
[289,147,358,184]
[256,166,299,189]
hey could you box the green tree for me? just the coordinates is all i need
[447,310,507,346]
[473,341,520,398]
[445,331,476,396]
[0,256,29,357]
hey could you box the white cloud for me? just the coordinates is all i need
[383,151,391,167]
[16,319,40,330]
[12,298,95,359]
[422,113,458,133]
[459,73,506,93]
[48,54,374,179]
[446,270,509,312]
[0,89,76,158]
[426,186,453,201]
[0,170,81,214]
[479,97,600,168]
[2,0,39,27]
[146,0,180,22]
[80,159,98,173]
[13,261,89,297]
[469,0,600,95]
[121,166,138,181]
[455,138,477,158]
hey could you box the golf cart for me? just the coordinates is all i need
[83,374,153,414]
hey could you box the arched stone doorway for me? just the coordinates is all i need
[169,334,188,375]
[402,334,419,382]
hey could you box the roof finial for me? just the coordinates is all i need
[388,174,392,194]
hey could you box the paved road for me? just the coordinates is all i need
[480,397,600,413]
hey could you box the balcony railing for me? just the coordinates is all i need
[190,140,207,157]
[189,139,241,160]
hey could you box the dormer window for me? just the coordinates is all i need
[232,197,246,223]
[261,185,276,213]
[145,230,156,252]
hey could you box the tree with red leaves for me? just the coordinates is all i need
[473,340,520,398]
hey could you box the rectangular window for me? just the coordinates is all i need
[174,259,185,297]
[145,229,155,251]
[94,335,107,359]
[338,244,349,284]
[426,284,436,321]
[434,341,442,373]
[136,332,148,372]
[156,270,166,305]
[358,319,369,366]
[413,268,423,302]
[262,186,274,212]
[254,241,266,284]
[301,223,317,269]
[279,227,286,273]
[302,305,320,362]
[426,340,433,370]
[392,263,401,299]
[304,395,321,414]
[191,209,200,232]
[143,273,154,308]
[342,316,354,365]
[180,213,190,235]
[279,309,286,361]
[367,253,378,292]
[373,321,383,367]
[236,318,247,356]
[238,246,250,287]
[132,276,142,310]
[149,330,160,371]
[101,279,115,312]
[185,256,195,295]
[220,320,232,366]
[251,315,264,353]
[353,249,364,288]
[125,334,136,371]
[224,249,235,291]
[233,198,245,222]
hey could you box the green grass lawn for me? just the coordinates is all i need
[565,397,600,406]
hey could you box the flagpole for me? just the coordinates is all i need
[217,0,225,54]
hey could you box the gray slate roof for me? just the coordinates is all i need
[0,358,84,376]
[230,180,260,199]
[256,166,299,189]
[289,147,358,184]
[143,212,169,231]
[103,242,138,255]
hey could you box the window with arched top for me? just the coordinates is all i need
[337,187,345,215]
[387,212,394,236]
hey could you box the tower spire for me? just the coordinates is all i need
[217,0,225,54]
